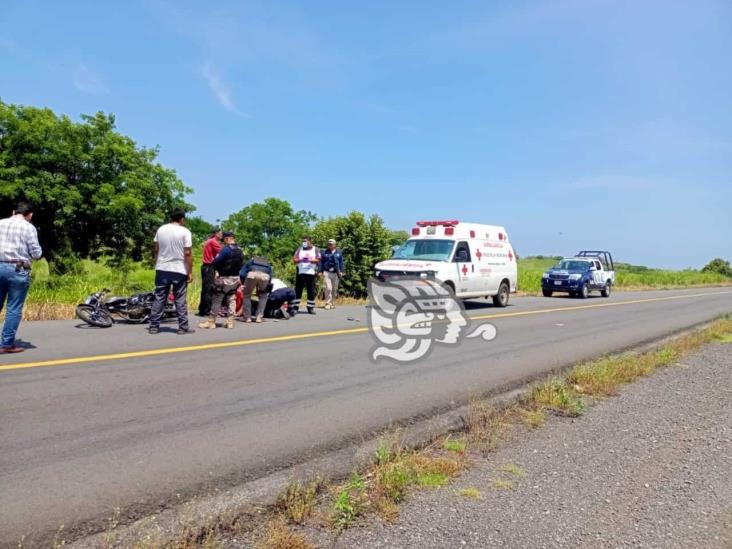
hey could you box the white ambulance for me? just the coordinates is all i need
[374,220,518,307]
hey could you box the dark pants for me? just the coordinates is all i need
[198,263,216,316]
[293,273,316,311]
[265,288,296,316]
[150,270,189,329]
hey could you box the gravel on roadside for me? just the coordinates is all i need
[330,341,732,549]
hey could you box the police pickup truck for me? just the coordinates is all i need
[541,250,615,298]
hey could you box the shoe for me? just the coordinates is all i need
[280,308,291,320]
[255,316,264,323]
[324,303,332,310]
[148,327,160,335]
[225,318,235,329]
[198,317,216,329]
[307,307,316,315]
[177,327,195,335]
[245,318,253,323]
[1,346,24,354]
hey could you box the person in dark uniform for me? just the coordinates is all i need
[198,231,243,329]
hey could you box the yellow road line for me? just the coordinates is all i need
[2,290,730,372]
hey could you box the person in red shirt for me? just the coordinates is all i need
[197,227,222,316]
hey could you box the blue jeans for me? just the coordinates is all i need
[149,270,189,329]
[0,263,31,348]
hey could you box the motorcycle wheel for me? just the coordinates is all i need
[76,304,114,328]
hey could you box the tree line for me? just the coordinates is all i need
[0,100,406,297]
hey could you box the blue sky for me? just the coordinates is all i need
[1,0,730,268]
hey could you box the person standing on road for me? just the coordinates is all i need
[149,209,194,335]
[320,238,345,310]
[199,231,243,330]
[197,227,222,317]
[292,236,320,315]
[239,255,273,323]
[0,202,43,354]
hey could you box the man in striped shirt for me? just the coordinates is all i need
[0,202,43,353]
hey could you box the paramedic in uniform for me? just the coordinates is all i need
[292,236,320,315]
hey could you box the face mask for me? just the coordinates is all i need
[302,241,310,248]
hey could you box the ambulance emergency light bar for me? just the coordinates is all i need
[412,220,460,236]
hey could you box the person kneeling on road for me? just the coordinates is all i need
[239,255,272,323]
[264,278,297,319]
[235,277,295,320]
[199,231,243,330]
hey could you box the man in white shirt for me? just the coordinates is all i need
[149,209,194,334]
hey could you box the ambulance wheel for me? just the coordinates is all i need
[579,283,589,299]
[601,282,611,298]
[542,289,553,297]
[492,281,510,307]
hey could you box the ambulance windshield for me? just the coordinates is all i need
[393,239,454,261]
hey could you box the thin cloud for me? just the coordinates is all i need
[201,62,246,116]
[73,64,108,95]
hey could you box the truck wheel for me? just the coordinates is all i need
[579,283,589,299]
[601,282,611,298]
[492,281,510,307]
[542,289,553,297]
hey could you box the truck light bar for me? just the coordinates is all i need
[411,228,420,235]
[416,220,460,227]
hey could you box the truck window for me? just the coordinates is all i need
[594,261,602,270]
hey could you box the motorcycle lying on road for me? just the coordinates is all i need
[75,289,176,328]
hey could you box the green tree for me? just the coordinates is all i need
[702,258,732,277]
[311,212,393,297]
[223,198,316,281]
[0,100,192,272]
[387,229,409,248]
[186,215,215,246]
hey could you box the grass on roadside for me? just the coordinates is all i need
[276,478,322,524]
[457,487,483,499]
[329,440,466,529]
[257,518,314,549]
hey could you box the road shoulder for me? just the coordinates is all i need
[320,341,732,548]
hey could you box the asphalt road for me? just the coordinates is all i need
[1,288,731,546]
